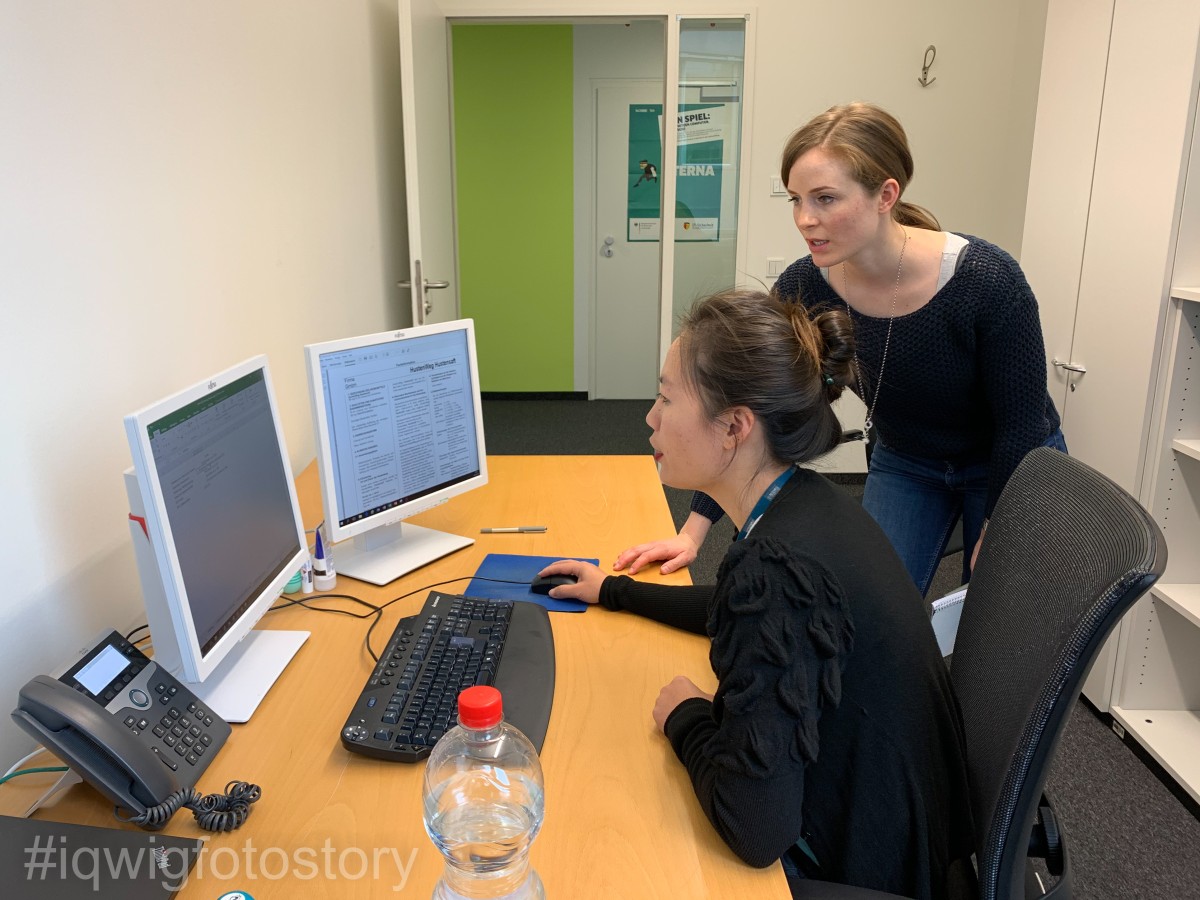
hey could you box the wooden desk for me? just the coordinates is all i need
[1,456,787,898]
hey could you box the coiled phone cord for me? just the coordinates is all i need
[118,780,262,832]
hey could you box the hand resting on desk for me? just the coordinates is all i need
[536,559,606,603]
[652,675,713,732]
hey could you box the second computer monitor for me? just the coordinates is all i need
[305,319,488,585]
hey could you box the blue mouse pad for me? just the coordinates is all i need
[464,553,593,612]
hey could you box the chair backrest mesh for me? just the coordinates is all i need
[949,448,1165,900]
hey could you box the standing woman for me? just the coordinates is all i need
[616,102,1065,597]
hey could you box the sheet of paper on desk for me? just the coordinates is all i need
[465,553,593,612]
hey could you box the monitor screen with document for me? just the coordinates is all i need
[305,319,488,586]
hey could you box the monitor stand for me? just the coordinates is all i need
[332,522,473,586]
[188,630,309,723]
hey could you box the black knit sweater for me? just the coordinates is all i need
[600,469,974,898]
[691,237,1060,524]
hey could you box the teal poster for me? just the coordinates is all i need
[626,104,662,241]
[674,104,724,242]
[626,103,726,243]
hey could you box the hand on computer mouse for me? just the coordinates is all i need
[536,560,605,604]
[530,573,578,594]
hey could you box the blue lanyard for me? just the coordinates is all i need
[736,467,797,541]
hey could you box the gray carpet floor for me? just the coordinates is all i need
[483,397,1200,899]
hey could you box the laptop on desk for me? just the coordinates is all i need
[0,815,202,900]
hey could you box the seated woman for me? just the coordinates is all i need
[539,289,974,899]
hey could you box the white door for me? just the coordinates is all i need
[397,0,457,325]
[592,83,663,399]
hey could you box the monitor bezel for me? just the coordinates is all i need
[304,318,490,547]
[123,355,308,684]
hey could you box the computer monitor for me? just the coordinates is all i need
[123,357,310,723]
[304,319,488,586]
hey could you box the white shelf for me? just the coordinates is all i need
[1172,439,1200,463]
[1172,286,1200,303]
[1110,707,1200,804]
[1151,584,1200,629]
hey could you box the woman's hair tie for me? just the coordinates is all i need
[822,374,834,386]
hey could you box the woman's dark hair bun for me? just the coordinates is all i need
[812,308,856,395]
[678,289,856,466]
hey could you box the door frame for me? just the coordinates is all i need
[436,4,757,383]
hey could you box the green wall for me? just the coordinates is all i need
[452,24,574,392]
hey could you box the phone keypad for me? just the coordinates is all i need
[130,703,218,768]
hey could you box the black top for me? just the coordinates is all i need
[601,469,974,898]
[778,238,1060,517]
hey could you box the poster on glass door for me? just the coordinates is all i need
[626,103,726,243]
[674,104,725,242]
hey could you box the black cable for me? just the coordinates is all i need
[117,780,262,832]
[122,576,533,667]
[362,576,532,662]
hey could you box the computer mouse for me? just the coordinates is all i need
[530,573,578,595]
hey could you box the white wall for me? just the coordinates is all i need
[0,1,409,769]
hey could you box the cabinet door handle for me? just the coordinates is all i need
[1052,358,1087,374]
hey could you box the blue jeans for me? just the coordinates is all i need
[862,430,1068,597]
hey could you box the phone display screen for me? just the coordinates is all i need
[73,644,128,695]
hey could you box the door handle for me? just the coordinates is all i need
[1052,358,1087,374]
[397,279,451,290]
[397,278,450,320]
[600,235,615,258]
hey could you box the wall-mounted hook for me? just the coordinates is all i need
[918,45,937,87]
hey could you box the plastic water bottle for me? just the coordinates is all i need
[422,685,546,900]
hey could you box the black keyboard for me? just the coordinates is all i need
[339,592,556,762]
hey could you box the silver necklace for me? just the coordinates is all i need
[842,226,909,442]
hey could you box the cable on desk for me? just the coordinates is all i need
[0,766,68,786]
[362,576,533,662]
[124,576,534,667]
[117,780,262,832]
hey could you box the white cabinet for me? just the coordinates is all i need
[1112,290,1200,805]
[1020,0,1200,713]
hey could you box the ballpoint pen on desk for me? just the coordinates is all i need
[480,526,548,534]
[312,524,337,591]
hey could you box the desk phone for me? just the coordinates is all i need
[11,629,231,827]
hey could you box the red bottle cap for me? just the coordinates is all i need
[458,685,503,730]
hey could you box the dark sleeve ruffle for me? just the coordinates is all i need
[662,536,855,866]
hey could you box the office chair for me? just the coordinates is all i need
[794,447,1167,900]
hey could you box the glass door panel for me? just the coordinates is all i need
[671,18,748,337]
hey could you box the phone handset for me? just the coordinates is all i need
[13,675,180,815]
